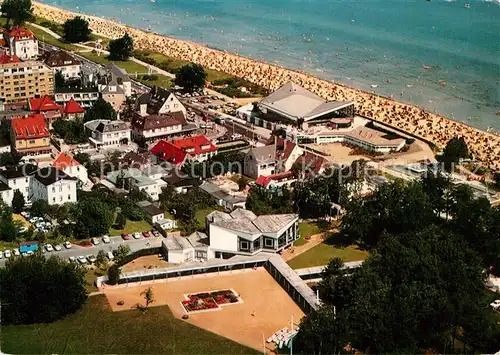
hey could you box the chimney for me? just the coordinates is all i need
[140,103,147,116]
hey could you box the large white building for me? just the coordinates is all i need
[84,119,131,149]
[52,152,88,185]
[207,209,299,258]
[30,167,78,206]
[0,164,38,206]
[42,50,82,80]
[162,231,213,263]
[3,26,39,61]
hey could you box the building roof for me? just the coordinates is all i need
[230,208,257,220]
[42,50,81,68]
[151,140,187,165]
[294,151,325,176]
[122,151,151,168]
[275,137,297,162]
[161,174,199,188]
[29,96,60,112]
[151,135,217,164]
[143,204,164,217]
[259,82,354,122]
[186,231,210,249]
[0,164,37,180]
[106,63,130,82]
[63,98,85,114]
[206,210,233,224]
[247,145,276,164]
[132,111,187,132]
[33,167,76,186]
[162,235,193,251]
[136,86,175,115]
[84,119,129,133]
[52,152,80,170]
[252,214,298,233]
[6,26,35,40]
[316,125,406,148]
[0,53,20,64]
[0,180,10,192]
[11,114,49,140]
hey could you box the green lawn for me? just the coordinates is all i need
[109,219,152,236]
[294,221,330,246]
[1,295,257,354]
[287,238,369,269]
[195,208,217,229]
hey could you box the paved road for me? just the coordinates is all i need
[0,235,164,267]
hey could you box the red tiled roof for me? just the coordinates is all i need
[7,26,35,40]
[29,96,60,112]
[52,152,80,170]
[151,140,187,165]
[256,171,294,188]
[0,53,20,64]
[63,98,85,114]
[256,175,272,188]
[275,137,297,162]
[11,114,49,140]
[170,135,218,155]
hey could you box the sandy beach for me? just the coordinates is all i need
[33,2,499,171]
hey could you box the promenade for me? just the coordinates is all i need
[32,1,499,171]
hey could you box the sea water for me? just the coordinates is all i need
[50,0,500,130]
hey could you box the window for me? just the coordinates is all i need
[264,237,274,248]
[239,239,250,252]
[253,238,261,250]
[52,187,55,193]
[52,197,55,203]
[68,194,71,200]
[59,196,62,202]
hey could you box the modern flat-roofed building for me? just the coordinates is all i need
[10,114,51,156]
[0,54,54,103]
[206,209,299,258]
[42,50,82,80]
[256,82,354,128]
[54,88,100,109]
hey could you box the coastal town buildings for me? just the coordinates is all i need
[10,114,51,156]
[98,63,132,97]
[206,209,299,257]
[2,26,39,61]
[52,152,88,185]
[28,96,62,128]
[0,54,54,103]
[54,88,100,109]
[30,166,78,205]
[105,168,166,201]
[151,135,218,165]
[199,181,247,211]
[42,50,82,80]
[84,119,131,149]
[0,164,37,206]
[162,231,212,263]
[61,98,85,120]
[135,86,187,117]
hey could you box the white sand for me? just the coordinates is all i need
[33,2,499,171]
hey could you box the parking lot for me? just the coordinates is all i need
[0,232,165,267]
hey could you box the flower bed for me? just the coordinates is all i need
[181,289,241,314]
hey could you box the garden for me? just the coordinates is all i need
[181,289,242,313]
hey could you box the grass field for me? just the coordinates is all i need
[287,236,369,269]
[109,220,152,236]
[294,221,326,246]
[1,295,256,354]
[195,208,217,229]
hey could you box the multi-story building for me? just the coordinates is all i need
[30,166,78,206]
[42,50,82,80]
[3,26,39,61]
[52,152,88,185]
[84,119,131,149]
[106,168,166,201]
[151,135,218,165]
[98,63,131,97]
[0,54,54,103]
[99,78,126,112]
[54,88,99,109]
[135,86,187,117]
[28,95,62,128]
[10,114,51,156]
[0,164,37,206]
[61,98,85,120]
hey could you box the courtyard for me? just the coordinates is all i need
[103,268,304,351]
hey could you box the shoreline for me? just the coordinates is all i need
[32,2,499,171]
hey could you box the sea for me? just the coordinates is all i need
[48,0,500,130]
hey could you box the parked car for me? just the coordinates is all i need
[152,230,161,238]
[142,231,152,238]
[491,300,500,310]
[63,241,72,249]
[106,251,114,260]
[54,244,62,251]
[4,250,11,258]
[87,255,97,264]
[69,256,76,264]
[45,244,54,252]
[13,248,20,256]
[133,232,142,239]
[102,235,111,244]
[77,255,87,264]
[122,233,131,240]
[91,237,100,245]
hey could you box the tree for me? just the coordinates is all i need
[141,287,154,308]
[115,212,126,230]
[30,199,50,217]
[0,0,33,27]
[83,97,117,123]
[0,201,17,242]
[11,189,25,213]
[95,250,108,269]
[175,63,207,93]
[63,16,92,43]
[108,33,134,61]
[74,198,114,238]
[0,151,21,166]
[54,70,66,88]
[114,244,131,263]
[107,264,121,285]
[0,253,87,324]
[52,119,87,144]
[441,137,469,172]
[236,176,247,191]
